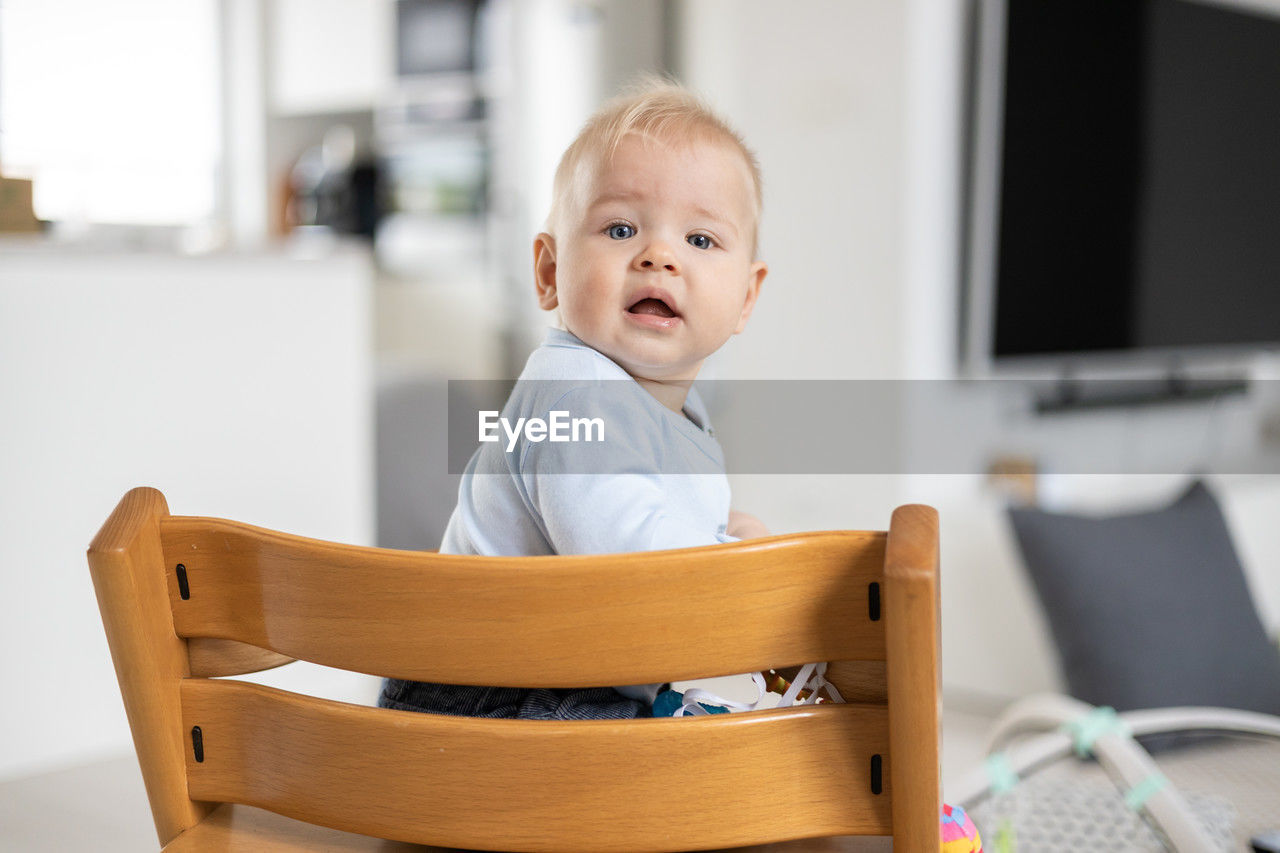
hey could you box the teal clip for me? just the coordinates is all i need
[984,752,1019,794]
[1124,772,1169,812]
[1060,706,1130,757]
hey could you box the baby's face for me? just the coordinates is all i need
[535,134,766,384]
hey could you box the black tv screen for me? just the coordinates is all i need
[987,0,1280,361]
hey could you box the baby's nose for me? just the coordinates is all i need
[635,243,679,272]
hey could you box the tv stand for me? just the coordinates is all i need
[1034,365,1249,415]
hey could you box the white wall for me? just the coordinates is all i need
[679,0,910,382]
[268,0,393,116]
[0,242,376,780]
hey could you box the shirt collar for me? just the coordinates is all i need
[541,326,715,436]
[543,326,589,349]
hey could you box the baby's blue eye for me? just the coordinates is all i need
[607,223,634,240]
[687,233,714,250]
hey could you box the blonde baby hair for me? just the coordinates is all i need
[545,75,764,255]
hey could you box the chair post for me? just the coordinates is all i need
[884,504,942,853]
[87,487,213,846]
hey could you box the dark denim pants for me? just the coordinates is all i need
[379,678,653,720]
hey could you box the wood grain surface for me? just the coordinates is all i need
[187,638,296,678]
[161,517,887,686]
[90,488,941,851]
[181,679,891,852]
[160,803,895,853]
[87,487,215,845]
[883,505,942,853]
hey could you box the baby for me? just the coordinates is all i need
[380,79,772,720]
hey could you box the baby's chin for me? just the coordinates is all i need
[562,324,709,381]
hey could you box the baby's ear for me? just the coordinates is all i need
[733,260,768,334]
[534,233,558,310]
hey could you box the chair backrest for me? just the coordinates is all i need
[88,487,941,852]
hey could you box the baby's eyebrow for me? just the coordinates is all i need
[587,191,643,208]
[691,205,739,237]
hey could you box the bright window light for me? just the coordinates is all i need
[0,0,219,225]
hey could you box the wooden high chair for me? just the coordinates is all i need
[87,487,941,852]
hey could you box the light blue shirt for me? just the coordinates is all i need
[441,327,739,557]
[439,326,740,703]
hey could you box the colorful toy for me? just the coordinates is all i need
[941,803,983,852]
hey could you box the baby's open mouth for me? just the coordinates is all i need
[628,298,678,318]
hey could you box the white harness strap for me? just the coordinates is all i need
[674,662,844,717]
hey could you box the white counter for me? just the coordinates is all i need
[0,239,376,779]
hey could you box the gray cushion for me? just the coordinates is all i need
[1007,481,1280,714]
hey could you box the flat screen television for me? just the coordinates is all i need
[965,0,1280,374]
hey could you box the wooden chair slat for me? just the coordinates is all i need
[181,679,893,853]
[161,516,887,685]
[160,803,895,853]
[159,803,458,852]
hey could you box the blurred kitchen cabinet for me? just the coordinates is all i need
[270,0,395,114]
